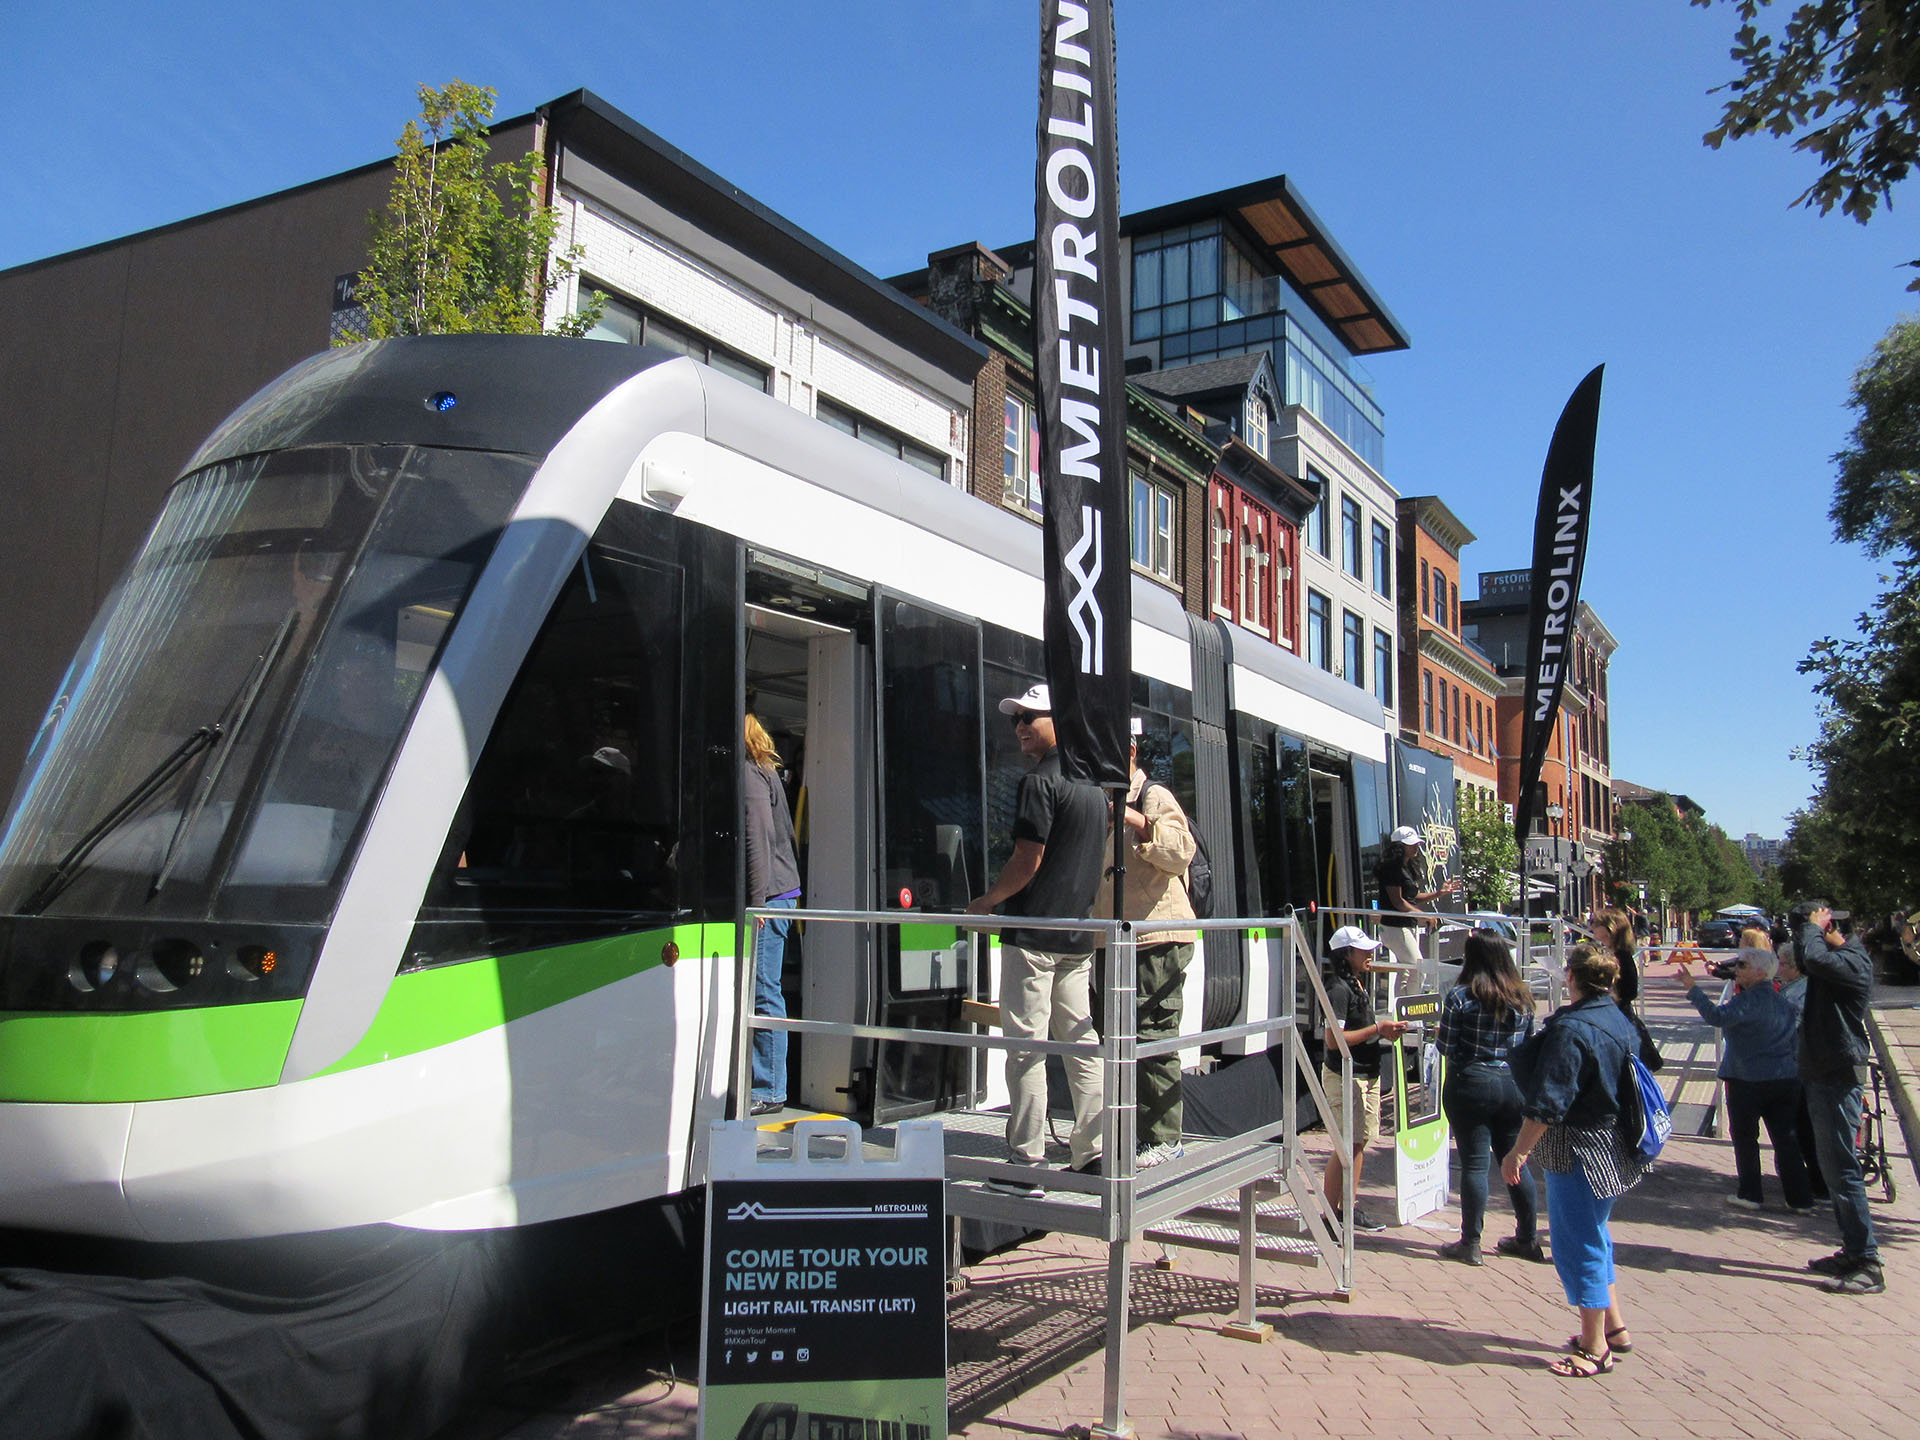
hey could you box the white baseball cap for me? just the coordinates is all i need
[997,682,1052,717]
[1328,925,1381,952]
[1389,825,1424,846]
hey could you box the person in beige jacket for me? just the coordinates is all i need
[1093,720,1199,1169]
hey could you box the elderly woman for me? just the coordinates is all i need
[1504,944,1648,1377]
[1776,941,1830,1201]
[1672,937,1812,1212]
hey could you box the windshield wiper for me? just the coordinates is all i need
[152,609,299,897]
[18,726,222,916]
[17,610,299,917]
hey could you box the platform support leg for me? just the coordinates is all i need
[1219,1180,1272,1342]
[1090,1235,1134,1439]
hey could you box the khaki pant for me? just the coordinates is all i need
[1000,944,1103,1171]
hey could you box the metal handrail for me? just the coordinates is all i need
[740,904,1359,1282]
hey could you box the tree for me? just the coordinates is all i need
[1611,795,1709,916]
[1455,794,1519,911]
[1694,0,1920,285]
[1695,817,1756,911]
[341,80,602,343]
[1831,315,1920,553]
[1784,312,1920,916]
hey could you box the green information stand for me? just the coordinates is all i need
[1392,992,1450,1224]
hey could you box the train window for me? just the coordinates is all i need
[410,542,685,957]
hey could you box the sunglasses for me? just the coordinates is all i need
[1010,709,1047,729]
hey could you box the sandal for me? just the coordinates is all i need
[1550,1346,1614,1378]
[1568,1326,1632,1355]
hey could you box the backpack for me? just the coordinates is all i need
[1618,1049,1672,1162]
[1145,783,1213,919]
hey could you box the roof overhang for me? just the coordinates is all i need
[1120,175,1409,356]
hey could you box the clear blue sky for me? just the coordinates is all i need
[4,0,1908,840]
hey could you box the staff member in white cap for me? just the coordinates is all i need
[1377,825,1445,976]
[1318,925,1409,1230]
[967,683,1108,1192]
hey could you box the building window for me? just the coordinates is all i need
[1003,394,1042,514]
[1210,482,1235,617]
[1131,471,1178,581]
[1341,497,1363,578]
[583,285,772,392]
[1306,472,1330,556]
[1420,558,1430,615]
[1239,499,1273,637]
[818,397,947,480]
[1432,571,1449,629]
[1307,590,1331,670]
[1438,676,1450,741]
[1245,395,1269,458]
[1422,669,1434,731]
[1373,629,1392,707]
[1451,589,1460,632]
[1371,521,1391,598]
[1453,687,1463,747]
[1342,610,1365,689]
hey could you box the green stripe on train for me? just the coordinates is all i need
[0,1002,305,1103]
[316,922,722,1076]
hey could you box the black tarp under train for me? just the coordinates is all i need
[0,1189,704,1440]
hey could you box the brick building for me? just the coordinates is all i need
[1463,571,1618,913]
[1394,496,1498,806]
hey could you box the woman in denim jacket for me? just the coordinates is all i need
[1503,944,1647,1377]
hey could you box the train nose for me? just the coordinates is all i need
[0,1100,138,1237]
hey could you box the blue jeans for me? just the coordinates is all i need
[1545,1165,1615,1310]
[1442,1062,1538,1246]
[1805,1077,1880,1263]
[752,895,796,1103]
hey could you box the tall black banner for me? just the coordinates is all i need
[1035,0,1130,786]
[1515,365,1604,848]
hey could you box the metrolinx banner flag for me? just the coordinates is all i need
[1035,0,1130,787]
[1515,365,1604,849]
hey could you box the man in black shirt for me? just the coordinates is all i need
[1318,925,1408,1231]
[967,684,1109,1192]
[1796,903,1884,1293]
[1377,826,1445,984]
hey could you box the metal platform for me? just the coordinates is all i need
[866,1108,1291,1240]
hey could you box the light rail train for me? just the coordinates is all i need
[0,335,1409,1247]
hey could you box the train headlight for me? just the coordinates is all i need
[70,941,119,992]
[138,938,204,992]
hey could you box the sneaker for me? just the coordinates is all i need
[986,1175,1044,1198]
[1807,1249,1856,1275]
[1726,1195,1763,1211]
[749,1098,784,1117]
[1496,1235,1548,1263]
[1438,1239,1483,1266]
[1823,1261,1885,1295]
[1788,1203,1818,1216]
[1135,1142,1185,1170]
[1346,1205,1390,1232]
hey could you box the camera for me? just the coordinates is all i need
[1707,957,1739,981]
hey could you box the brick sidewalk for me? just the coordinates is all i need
[447,985,1920,1440]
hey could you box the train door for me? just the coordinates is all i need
[869,592,987,1124]
[1311,760,1355,911]
[744,554,872,1117]
[740,560,985,1124]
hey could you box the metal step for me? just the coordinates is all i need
[1142,1214,1323,1266]
[1143,1189,1325,1267]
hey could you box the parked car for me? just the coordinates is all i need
[1698,917,1747,950]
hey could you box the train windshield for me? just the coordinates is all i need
[0,443,537,923]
